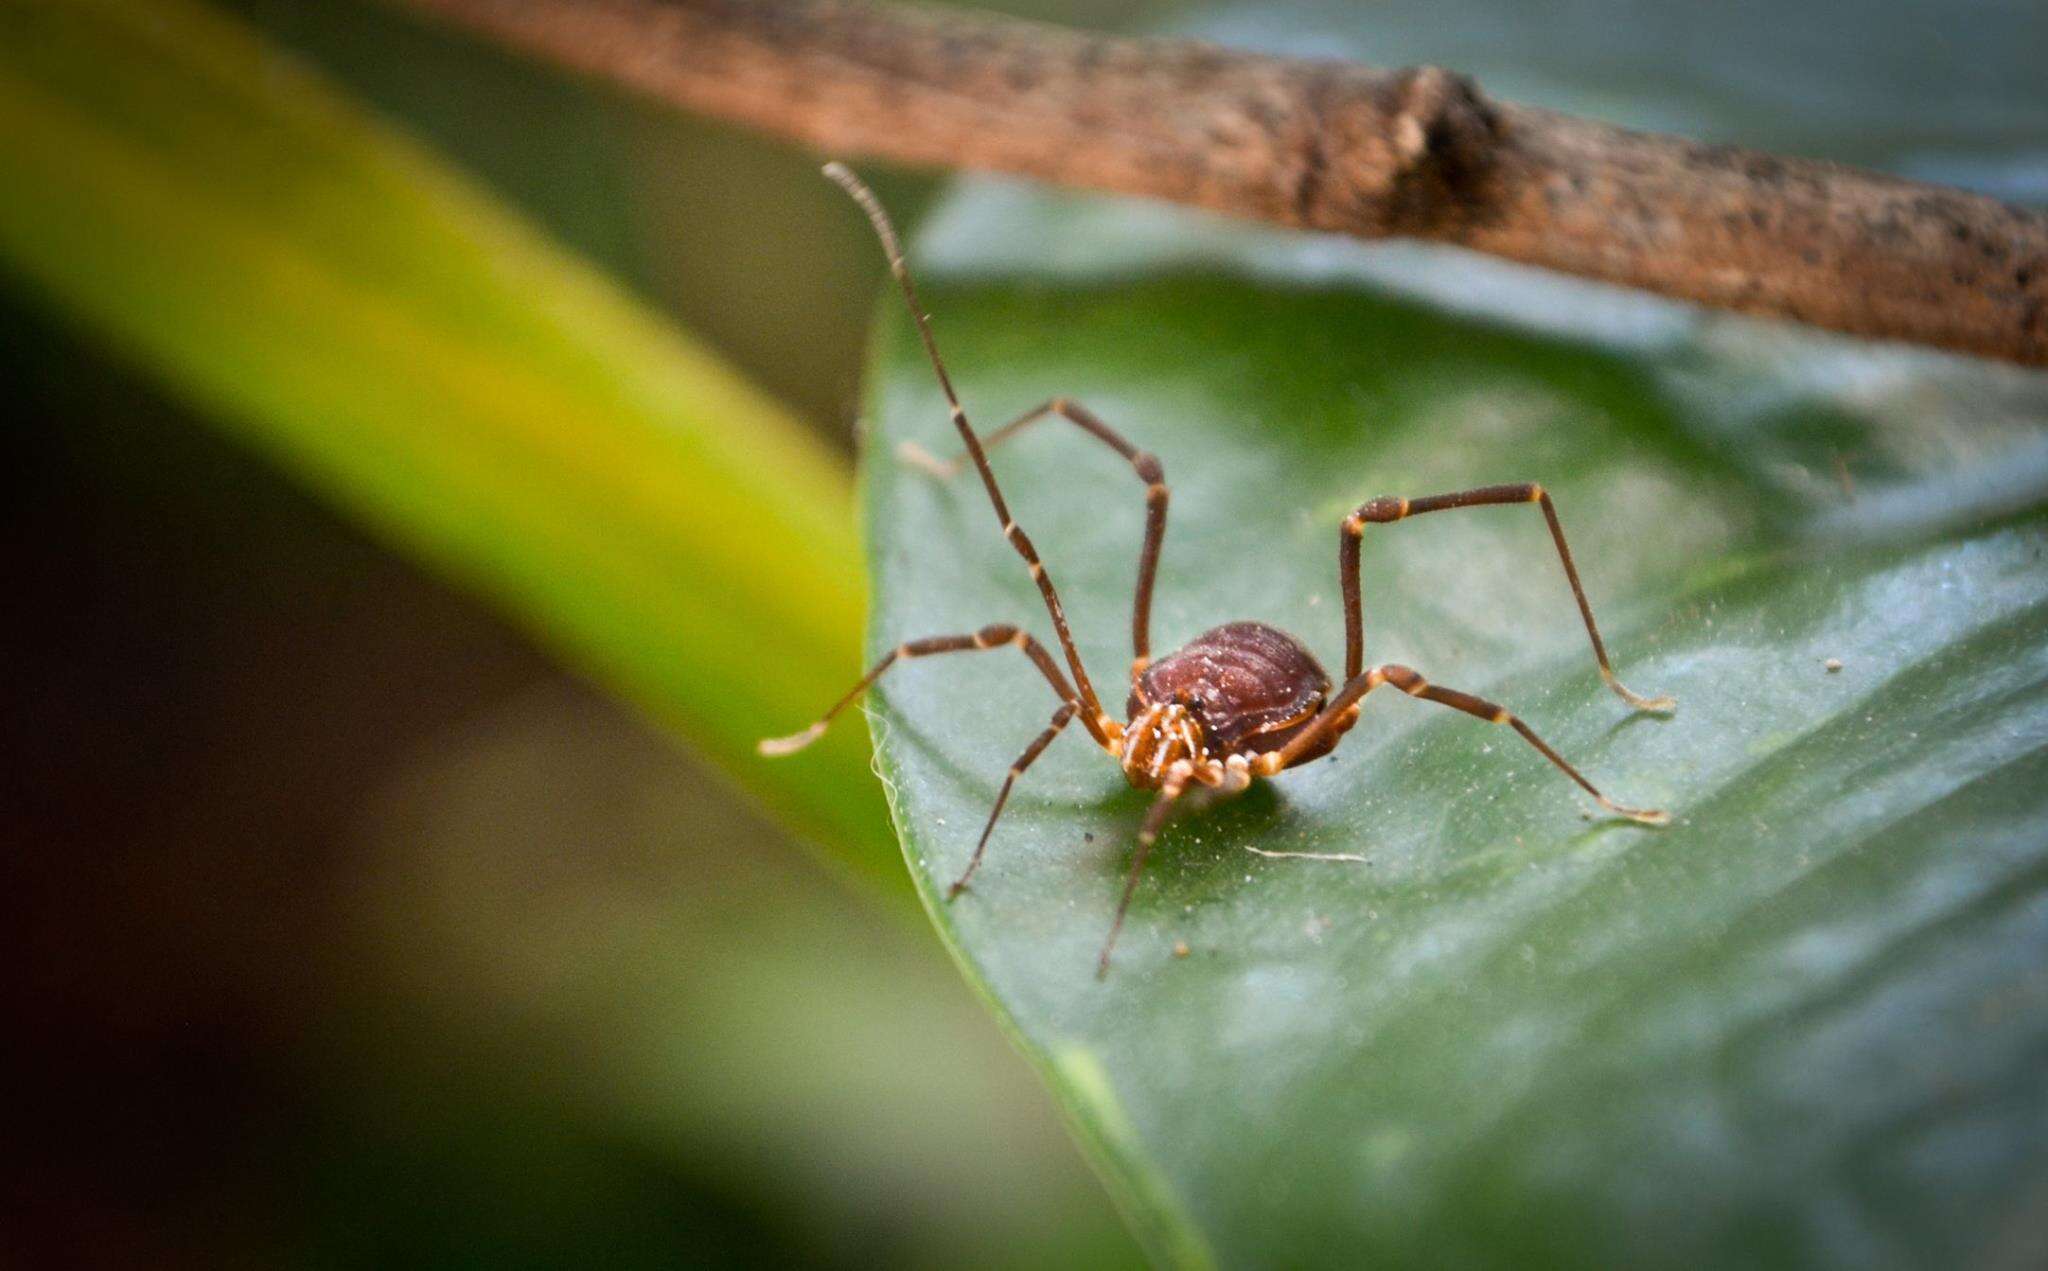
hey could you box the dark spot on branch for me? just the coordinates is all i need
[1001,49,1042,93]
[1377,65,1501,233]
[1290,69,1335,225]
[1744,154,1786,184]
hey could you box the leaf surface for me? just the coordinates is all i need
[862,182,2048,1266]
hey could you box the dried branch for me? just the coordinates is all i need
[393,0,2048,366]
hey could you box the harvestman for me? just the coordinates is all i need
[764,164,1674,977]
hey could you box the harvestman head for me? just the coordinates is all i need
[764,163,1676,978]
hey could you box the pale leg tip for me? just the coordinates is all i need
[757,722,826,757]
[1602,669,1676,714]
[896,440,955,478]
[1593,790,1669,825]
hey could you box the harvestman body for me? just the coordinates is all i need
[764,164,1674,977]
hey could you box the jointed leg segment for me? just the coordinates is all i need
[1263,663,1666,823]
[758,624,1075,756]
[1098,768,1191,978]
[902,396,1170,670]
[824,162,1114,743]
[1340,482,1673,711]
[948,700,1079,898]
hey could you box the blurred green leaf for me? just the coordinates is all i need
[861,183,2048,1266]
[0,0,898,892]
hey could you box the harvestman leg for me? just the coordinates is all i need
[1097,765,1193,978]
[948,701,1080,898]
[1340,483,1674,711]
[824,163,1117,746]
[902,396,1170,673]
[761,626,1085,898]
[758,625,1075,756]
[1258,663,1668,823]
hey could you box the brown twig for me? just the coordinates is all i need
[392,0,2048,366]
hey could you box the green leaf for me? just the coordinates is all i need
[861,184,2048,1266]
[0,0,896,891]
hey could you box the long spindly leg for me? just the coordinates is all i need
[759,625,1076,756]
[1383,664,1667,822]
[1339,482,1673,712]
[947,701,1080,898]
[1098,764,1192,979]
[901,396,1169,674]
[1261,663,1666,823]
[825,163,1114,744]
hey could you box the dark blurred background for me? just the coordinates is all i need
[0,0,1180,1265]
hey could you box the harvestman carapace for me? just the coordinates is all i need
[763,163,1674,978]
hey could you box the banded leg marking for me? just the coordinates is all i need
[1339,482,1673,711]
[902,396,1169,670]
[947,700,1080,898]
[759,624,1075,756]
